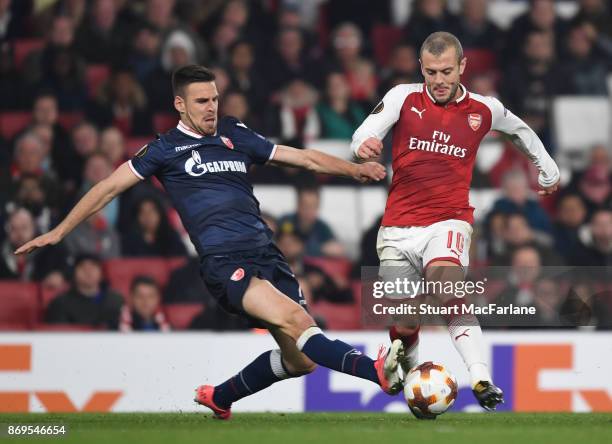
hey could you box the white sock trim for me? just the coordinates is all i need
[269,349,289,379]
[296,326,323,351]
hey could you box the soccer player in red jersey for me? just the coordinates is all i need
[352,32,560,413]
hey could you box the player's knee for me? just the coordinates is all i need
[280,307,315,340]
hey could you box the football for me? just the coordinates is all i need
[404,361,458,419]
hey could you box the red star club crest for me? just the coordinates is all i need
[221,136,234,149]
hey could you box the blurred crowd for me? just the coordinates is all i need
[0,0,611,331]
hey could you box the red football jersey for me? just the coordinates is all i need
[351,83,559,227]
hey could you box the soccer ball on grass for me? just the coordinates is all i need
[403,361,458,419]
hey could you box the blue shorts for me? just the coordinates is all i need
[199,243,306,324]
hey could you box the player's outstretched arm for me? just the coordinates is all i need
[14,161,141,255]
[269,145,386,183]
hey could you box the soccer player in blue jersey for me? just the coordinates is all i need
[15,65,405,419]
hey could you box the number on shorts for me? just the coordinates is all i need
[447,230,464,254]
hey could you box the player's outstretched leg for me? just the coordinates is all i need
[427,262,504,411]
[196,326,316,419]
[244,277,404,394]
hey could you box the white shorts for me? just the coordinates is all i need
[376,219,473,284]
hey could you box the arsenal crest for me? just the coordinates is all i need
[468,113,482,131]
[221,136,234,149]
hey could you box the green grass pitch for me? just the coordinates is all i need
[1,413,611,444]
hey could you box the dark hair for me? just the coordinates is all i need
[420,31,464,62]
[130,275,160,294]
[297,184,320,199]
[172,64,216,97]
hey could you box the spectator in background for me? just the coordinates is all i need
[577,161,611,218]
[45,253,123,329]
[66,121,99,188]
[559,24,609,95]
[276,230,352,304]
[210,65,230,97]
[11,133,61,207]
[455,0,502,51]
[278,185,345,257]
[207,20,240,65]
[122,196,187,257]
[23,15,87,110]
[119,276,170,332]
[28,93,76,185]
[553,194,587,261]
[404,0,459,49]
[570,209,612,267]
[265,78,319,145]
[89,68,152,137]
[265,27,320,97]
[74,0,125,64]
[145,29,198,112]
[227,40,267,112]
[489,212,560,266]
[494,245,542,316]
[8,174,57,235]
[99,126,127,168]
[220,90,259,130]
[0,207,68,282]
[504,0,568,63]
[126,22,162,83]
[79,152,119,227]
[0,0,27,42]
[488,169,552,234]
[573,0,612,38]
[531,277,564,326]
[501,31,565,147]
[64,209,120,259]
[316,71,366,140]
[378,43,421,94]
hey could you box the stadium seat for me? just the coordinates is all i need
[163,303,204,330]
[371,25,404,66]
[125,137,151,157]
[0,282,40,329]
[153,113,177,133]
[319,187,359,257]
[105,258,171,300]
[57,112,84,131]
[357,187,386,233]
[13,38,44,69]
[34,323,99,332]
[462,49,498,83]
[311,301,360,330]
[85,64,110,98]
[304,256,353,282]
[253,185,296,218]
[553,96,610,168]
[0,112,31,139]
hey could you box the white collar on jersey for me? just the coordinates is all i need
[424,83,468,105]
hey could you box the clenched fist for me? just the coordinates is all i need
[356,137,383,160]
[353,162,386,183]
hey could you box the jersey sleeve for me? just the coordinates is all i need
[488,97,560,188]
[225,117,276,165]
[128,139,165,180]
[350,84,416,157]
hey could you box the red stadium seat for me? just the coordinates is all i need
[164,303,204,330]
[0,282,40,329]
[85,64,111,98]
[105,258,171,300]
[304,256,353,282]
[125,137,151,157]
[13,38,44,69]
[0,112,31,139]
[462,49,498,84]
[311,301,360,330]
[371,25,404,66]
[0,323,31,331]
[153,113,176,134]
[34,323,99,332]
[166,256,188,273]
[57,112,84,131]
